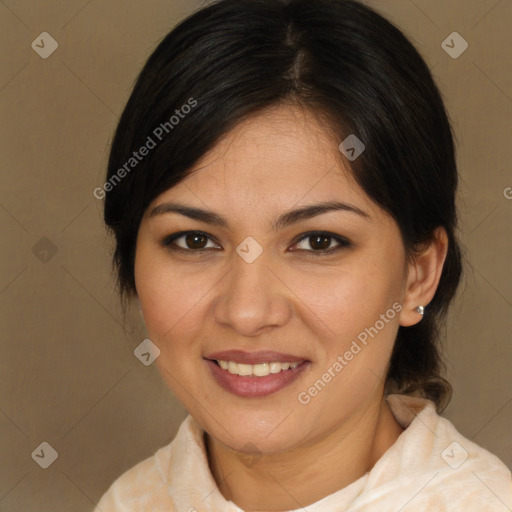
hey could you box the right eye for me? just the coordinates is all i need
[160,231,222,252]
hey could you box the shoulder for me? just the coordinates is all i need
[385,394,512,510]
[94,442,175,512]
[430,416,512,508]
[94,416,198,512]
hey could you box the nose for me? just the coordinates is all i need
[213,251,292,337]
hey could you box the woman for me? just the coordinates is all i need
[95,0,511,510]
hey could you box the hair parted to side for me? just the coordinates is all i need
[103,0,463,412]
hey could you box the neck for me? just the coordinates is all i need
[205,395,404,512]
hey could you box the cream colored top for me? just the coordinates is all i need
[95,394,512,511]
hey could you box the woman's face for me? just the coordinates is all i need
[135,105,410,454]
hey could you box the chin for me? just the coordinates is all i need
[207,407,306,451]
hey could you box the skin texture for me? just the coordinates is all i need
[134,104,448,511]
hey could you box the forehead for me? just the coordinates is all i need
[193,105,341,180]
[150,104,377,217]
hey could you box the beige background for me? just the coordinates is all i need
[1,0,511,510]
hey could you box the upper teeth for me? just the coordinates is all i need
[217,360,300,377]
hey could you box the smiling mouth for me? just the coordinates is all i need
[204,356,310,398]
[209,359,305,377]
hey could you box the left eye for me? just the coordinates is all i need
[292,232,351,253]
[162,231,221,250]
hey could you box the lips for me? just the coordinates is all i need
[204,350,308,365]
[205,358,310,398]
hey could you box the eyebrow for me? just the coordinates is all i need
[149,200,370,231]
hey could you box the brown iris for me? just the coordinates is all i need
[308,234,331,251]
[185,233,209,249]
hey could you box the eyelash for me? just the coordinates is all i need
[159,230,351,257]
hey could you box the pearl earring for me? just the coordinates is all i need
[415,305,425,315]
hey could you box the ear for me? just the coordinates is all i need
[399,227,449,327]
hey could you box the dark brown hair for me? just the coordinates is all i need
[103,0,463,411]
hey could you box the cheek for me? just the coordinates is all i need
[292,262,400,341]
[283,265,401,428]
[290,253,403,388]
[134,245,209,342]
[294,272,400,401]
